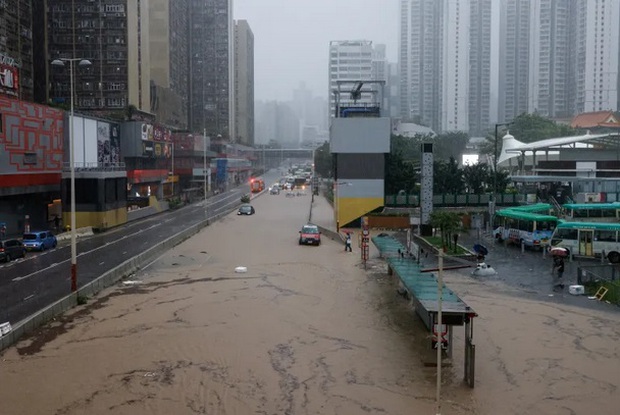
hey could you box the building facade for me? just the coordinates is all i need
[498,0,530,123]
[468,0,492,135]
[189,0,233,138]
[574,0,620,114]
[399,0,444,131]
[234,20,254,147]
[149,0,190,130]
[0,0,34,101]
[528,0,573,118]
[328,40,375,118]
[442,0,470,132]
[46,0,151,113]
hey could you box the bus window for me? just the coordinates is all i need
[556,228,578,240]
[594,230,616,242]
[518,220,533,232]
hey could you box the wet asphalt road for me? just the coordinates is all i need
[0,172,282,326]
[410,230,618,311]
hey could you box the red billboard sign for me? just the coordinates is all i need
[0,64,19,97]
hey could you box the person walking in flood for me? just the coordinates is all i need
[344,233,352,252]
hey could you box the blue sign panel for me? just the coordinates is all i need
[216,159,228,184]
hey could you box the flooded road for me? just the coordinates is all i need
[1,191,619,414]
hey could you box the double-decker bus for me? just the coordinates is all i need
[550,221,620,263]
[493,209,559,248]
[562,203,620,222]
[250,178,265,193]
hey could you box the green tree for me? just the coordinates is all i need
[462,163,489,194]
[434,157,464,194]
[313,141,333,178]
[487,169,511,194]
[430,211,462,252]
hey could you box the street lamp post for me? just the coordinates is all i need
[52,58,92,293]
[493,122,512,210]
[203,128,209,224]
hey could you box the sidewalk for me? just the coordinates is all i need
[309,194,342,242]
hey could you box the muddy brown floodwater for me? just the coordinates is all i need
[1,192,619,415]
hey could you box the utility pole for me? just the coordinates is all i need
[435,249,444,415]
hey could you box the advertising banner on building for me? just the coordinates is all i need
[97,121,121,165]
[0,64,18,97]
[216,159,228,184]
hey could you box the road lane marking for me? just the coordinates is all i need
[10,187,253,283]
[13,263,60,282]
[23,294,34,301]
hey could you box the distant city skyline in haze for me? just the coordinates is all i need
[234,0,399,101]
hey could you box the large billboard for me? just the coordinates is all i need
[97,121,121,165]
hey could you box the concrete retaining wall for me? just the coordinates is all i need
[309,195,344,245]
[0,199,243,353]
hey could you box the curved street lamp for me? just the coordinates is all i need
[51,58,92,293]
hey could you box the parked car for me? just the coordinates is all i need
[0,239,26,262]
[237,204,256,215]
[269,186,280,195]
[299,224,321,246]
[22,231,57,251]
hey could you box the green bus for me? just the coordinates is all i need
[550,221,620,262]
[562,203,620,222]
[493,209,559,248]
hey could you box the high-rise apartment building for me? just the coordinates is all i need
[46,0,151,113]
[0,0,33,101]
[189,0,233,139]
[574,0,620,113]
[149,0,190,130]
[498,0,530,123]
[328,40,376,118]
[234,20,254,147]
[468,0,492,135]
[442,0,470,132]
[399,0,444,131]
[400,0,488,133]
[528,0,572,118]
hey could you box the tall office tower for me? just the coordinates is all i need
[372,44,389,113]
[189,0,233,138]
[47,0,151,113]
[442,0,470,132]
[0,0,34,101]
[399,0,444,131]
[468,0,492,135]
[573,0,620,113]
[234,20,254,146]
[328,40,375,118]
[149,0,190,129]
[498,0,530,123]
[528,0,573,118]
[398,0,410,120]
[387,62,401,118]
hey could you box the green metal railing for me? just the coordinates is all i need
[385,193,524,207]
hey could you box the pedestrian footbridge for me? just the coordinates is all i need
[372,234,477,387]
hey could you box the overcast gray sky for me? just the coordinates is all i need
[234,0,399,102]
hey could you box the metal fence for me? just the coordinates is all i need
[385,193,524,207]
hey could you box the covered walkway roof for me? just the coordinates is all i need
[498,131,620,165]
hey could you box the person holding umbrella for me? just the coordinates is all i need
[553,256,565,279]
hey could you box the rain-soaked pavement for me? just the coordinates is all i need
[0,190,619,414]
